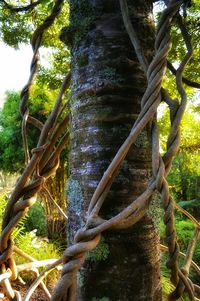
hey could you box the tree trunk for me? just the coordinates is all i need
[62,0,161,300]
[44,160,67,239]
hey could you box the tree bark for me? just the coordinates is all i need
[62,0,162,300]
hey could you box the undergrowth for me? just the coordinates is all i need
[162,276,190,301]
[0,192,199,294]
[0,192,63,285]
[160,213,200,288]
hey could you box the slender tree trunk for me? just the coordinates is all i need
[178,154,188,201]
[62,0,161,300]
[44,160,67,239]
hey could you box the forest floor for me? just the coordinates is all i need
[0,280,54,300]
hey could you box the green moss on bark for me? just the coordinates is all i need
[86,237,109,262]
[135,130,150,148]
[147,193,162,232]
[69,0,98,46]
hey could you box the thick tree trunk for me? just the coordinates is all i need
[62,0,161,300]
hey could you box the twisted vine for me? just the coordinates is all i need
[0,0,199,300]
[51,1,196,300]
[0,0,69,299]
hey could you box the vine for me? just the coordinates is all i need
[0,0,199,300]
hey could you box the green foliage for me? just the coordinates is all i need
[69,0,96,45]
[0,0,70,88]
[0,192,26,237]
[0,0,69,49]
[23,201,47,236]
[0,192,8,227]
[14,229,62,284]
[0,7,32,47]
[29,83,58,117]
[37,46,70,89]
[0,86,60,173]
[159,106,200,204]
[178,199,200,213]
[175,219,195,249]
[160,218,194,248]
[14,229,61,263]
[154,0,200,96]
[0,91,24,172]
[160,216,200,265]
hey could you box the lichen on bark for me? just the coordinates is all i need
[147,192,162,233]
[67,177,85,243]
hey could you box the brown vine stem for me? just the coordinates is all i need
[0,268,12,282]
[174,203,200,229]
[19,0,65,168]
[17,259,60,273]
[13,245,51,299]
[167,60,200,89]
[183,228,200,274]
[23,258,63,301]
[0,1,67,298]
[121,0,181,289]
[43,186,68,220]
[31,268,51,300]
[160,244,200,276]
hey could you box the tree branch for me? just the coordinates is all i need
[0,0,41,12]
[167,60,200,89]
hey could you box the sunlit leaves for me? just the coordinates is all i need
[0,0,70,89]
[159,105,200,201]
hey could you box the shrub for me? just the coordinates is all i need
[24,201,47,236]
[0,193,63,285]
[14,229,63,284]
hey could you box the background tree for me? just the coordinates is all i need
[0,87,68,238]
[0,0,71,239]
[159,107,200,218]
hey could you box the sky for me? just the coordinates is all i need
[0,42,32,107]
[0,42,50,108]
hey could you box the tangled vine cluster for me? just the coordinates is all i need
[0,0,199,300]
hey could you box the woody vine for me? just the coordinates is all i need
[0,0,199,300]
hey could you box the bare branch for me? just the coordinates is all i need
[0,268,12,282]
[17,258,61,273]
[43,186,68,220]
[183,228,200,274]
[24,258,63,301]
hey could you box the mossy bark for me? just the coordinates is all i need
[63,0,162,300]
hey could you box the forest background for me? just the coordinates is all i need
[0,0,199,299]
